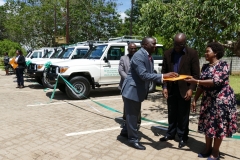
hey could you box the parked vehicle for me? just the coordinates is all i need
[25,48,54,61]
[27,45,90,86]
[46,36,164,100]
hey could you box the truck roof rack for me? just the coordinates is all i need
[108,35,142,43]
[77,40,108,46]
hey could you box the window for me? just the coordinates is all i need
[107,46,125,60]
[135,46,163,60]
[85,45,107,59]
[31,52,40,58]
[152,46,163,60]
[61,48,74,59]
[72,49,88,59]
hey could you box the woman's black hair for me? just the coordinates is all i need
[207,42,224,59]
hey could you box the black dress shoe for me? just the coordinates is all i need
[159,136,174,142]
[119,132,128,138]
[198,150,212,158]
[178,140,187,148]
[130,142,146,150]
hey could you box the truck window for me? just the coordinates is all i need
[152,46,163,60]
[135,46,163,60]
[43,51,53,58]
[107,46,125,60]
[61,47,74,59]
[31,52,40,58]
[85,45,107,59]
[72,49,88,59]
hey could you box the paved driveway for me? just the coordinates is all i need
[0,70,239,160]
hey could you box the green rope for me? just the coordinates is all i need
[44,61,52,69]
[26,60,32,66]
[48,74,240,140]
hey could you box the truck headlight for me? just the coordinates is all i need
[37,64,44,69]
[59,66,69,73]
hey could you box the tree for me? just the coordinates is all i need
[0,39,24,57]
[139,0,240,56]
[68,0,121,42]
[3,0,121,48]
[0,6,7,40]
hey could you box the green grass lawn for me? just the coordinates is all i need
[156,75,240,101]
[230,75,240,101]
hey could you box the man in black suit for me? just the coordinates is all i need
[160,33,200,148]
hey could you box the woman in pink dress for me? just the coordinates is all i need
[185,42,237,160]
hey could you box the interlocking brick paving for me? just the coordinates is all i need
[0,70,239,160]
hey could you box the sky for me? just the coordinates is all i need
[0,0,5,6]
[0,0,130,19]
[116,0,131,20]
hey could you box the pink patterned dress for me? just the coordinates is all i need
[198,60,238,139]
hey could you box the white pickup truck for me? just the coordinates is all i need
[27,45,89,86]
[47,40,164,100]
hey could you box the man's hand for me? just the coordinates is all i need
[163,72,178,79]
[184,89,193,101]
[162,88,168,99]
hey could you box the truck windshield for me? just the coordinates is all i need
[42,51,53,58]
[50,50,63,58]
[60,47,74,59]
[84,45,107,59]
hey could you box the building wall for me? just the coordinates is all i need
[199,57,240,75]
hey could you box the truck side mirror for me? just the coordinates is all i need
[103,57,108,63]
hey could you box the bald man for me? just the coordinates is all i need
[160,33,200,148]
[120,37,178,150]
[118,43,141,136]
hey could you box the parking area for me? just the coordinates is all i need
[0,70,239,160]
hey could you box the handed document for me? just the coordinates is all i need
[163,75,192,81]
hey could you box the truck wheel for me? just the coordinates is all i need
[148,81,156,93]
[65,76,91,100]
[42,76,55,89]
[35,77,43,85]
[58,84,66,93]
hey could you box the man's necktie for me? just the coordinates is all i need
[148,55,152,61]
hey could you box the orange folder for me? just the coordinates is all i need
[163,75,192,81]
[9,57,18,69]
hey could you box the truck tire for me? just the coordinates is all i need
[65,76,91,100]
[42,76,55,89]
[148,81,156,93]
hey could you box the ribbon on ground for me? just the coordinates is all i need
[49,74,240,140]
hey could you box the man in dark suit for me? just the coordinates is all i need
[120,37,178,150]
[160,33,200,148]
[118,43,141,132]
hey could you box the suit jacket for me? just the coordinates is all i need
[17,55,26,68]
[118,54,131,90]
[161,47,200,98]
[121,48,162,102]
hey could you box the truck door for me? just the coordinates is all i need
[100,45,125,84]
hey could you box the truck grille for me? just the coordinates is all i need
[28,63,37,71]
[49,65,59,74]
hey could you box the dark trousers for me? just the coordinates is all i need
[123,98,141,124]
[121,96,141,143]
[16,68,24,86]
[166,84,191,141]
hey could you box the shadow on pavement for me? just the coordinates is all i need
[45,91,70,101]
[89,87,121,98]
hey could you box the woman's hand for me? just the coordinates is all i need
[184,77,197,84]
[191,100,196,113]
